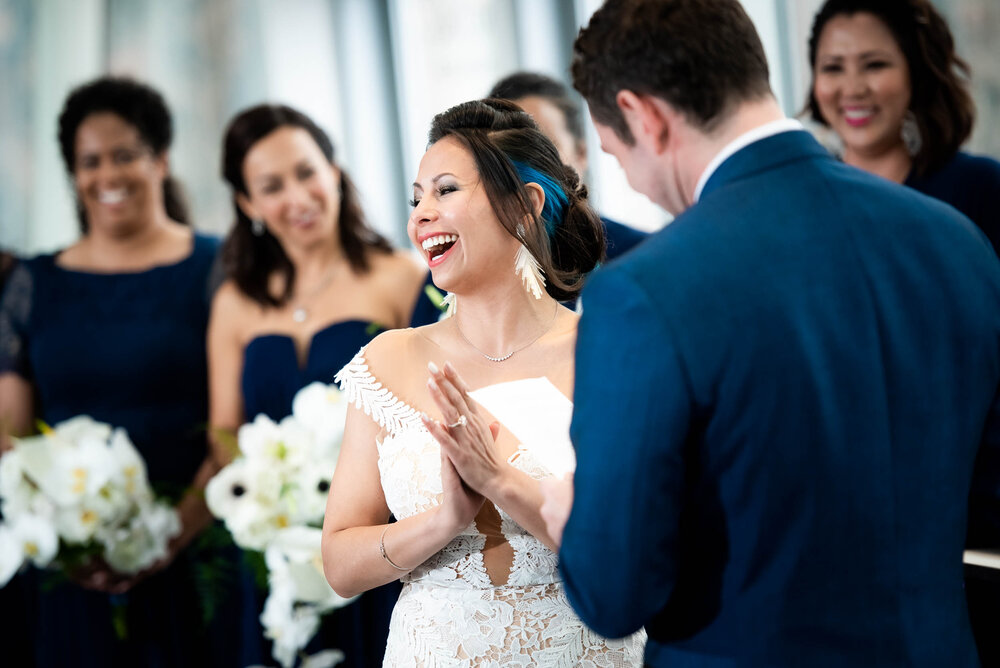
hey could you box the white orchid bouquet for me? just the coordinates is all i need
[206,382,354,668]
[0,416,181,587]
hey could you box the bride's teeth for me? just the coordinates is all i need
[421,234,457,251]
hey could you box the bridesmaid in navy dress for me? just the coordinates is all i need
[0,77,236,667]
[209,104,438,666]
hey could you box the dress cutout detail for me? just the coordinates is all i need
[335,349,646,667]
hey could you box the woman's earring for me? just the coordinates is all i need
[901,111,922,157]
[514,244,545,299]
[251,218,265,236]
[441,293,456,319]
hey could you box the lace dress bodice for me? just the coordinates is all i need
[336,351,645,667]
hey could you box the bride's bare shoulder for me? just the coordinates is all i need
[354,324,443,385]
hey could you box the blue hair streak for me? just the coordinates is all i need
[509,160,568,236]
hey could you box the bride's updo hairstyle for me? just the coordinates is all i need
[428,98,605,302]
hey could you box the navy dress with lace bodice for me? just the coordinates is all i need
[238,273,441,667]
[0,233,243,667]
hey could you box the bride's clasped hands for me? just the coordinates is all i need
[421,360,502,535]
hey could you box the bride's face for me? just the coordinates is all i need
[408,137,519,294]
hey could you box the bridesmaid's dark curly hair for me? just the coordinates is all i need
[57,76,190,232]
[427,99,605,302]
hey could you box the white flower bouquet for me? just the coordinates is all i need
[206,382,354,668]
[0,416,181,587]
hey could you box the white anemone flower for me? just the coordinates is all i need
[290,459,337,526]
[8,513,59,568]
[291,382,348,459]
[207,459,288,551]
[205,458,255,521]
[0,524,24,586]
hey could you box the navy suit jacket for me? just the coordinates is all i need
[561,130,1000,667]
[603,215,648,261]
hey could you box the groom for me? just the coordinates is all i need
[544,0,1000,666]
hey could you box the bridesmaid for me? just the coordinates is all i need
[209,104,437,666]
[0,77,234,667]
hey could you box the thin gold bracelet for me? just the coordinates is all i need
[379,525,412,572]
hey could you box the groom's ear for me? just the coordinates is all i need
[616,90,672,154]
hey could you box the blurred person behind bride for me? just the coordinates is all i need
[321,98,645,666]
[210,103,440,667]
[0,76,236,667]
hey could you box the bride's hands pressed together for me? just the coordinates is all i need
[421,361,507,499]
[437,449,486,533]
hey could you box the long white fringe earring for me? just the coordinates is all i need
[441,292,456,319]
[514,244,545,299]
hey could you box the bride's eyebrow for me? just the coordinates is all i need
[412,173,459,190]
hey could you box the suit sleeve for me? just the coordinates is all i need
[560,265,691,638]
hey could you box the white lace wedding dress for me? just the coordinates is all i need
[336,351,646,667]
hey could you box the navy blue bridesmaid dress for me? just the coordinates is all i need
[0,233,242,668]
[238,272,441,668]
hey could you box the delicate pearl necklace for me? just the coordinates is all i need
[453,302,559,363]
[291,264,340,323]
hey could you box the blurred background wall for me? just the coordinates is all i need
[1,0,997,255]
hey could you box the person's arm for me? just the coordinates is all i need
[0,264,35,451]
[0,373,33,451]
[559,267,691,639]
[207,282,247,466]
[386,250,434,329]
[322,398,484,598]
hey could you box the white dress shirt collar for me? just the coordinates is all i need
[693,118,804,203]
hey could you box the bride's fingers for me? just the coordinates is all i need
[428,362,474,417]
[426,378,464,428]
[442,361,473,396]
[421,412,457,448]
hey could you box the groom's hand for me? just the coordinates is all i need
[540,474,574,548]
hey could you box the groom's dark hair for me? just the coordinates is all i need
[572,0,772,143]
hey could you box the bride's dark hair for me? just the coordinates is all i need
[428,98,605,302]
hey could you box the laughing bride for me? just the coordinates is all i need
[321,98,645,667]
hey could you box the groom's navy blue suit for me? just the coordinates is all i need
[560,130,1000,667]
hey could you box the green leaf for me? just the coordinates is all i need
[111,600,129,640]
[188,524,239,626]
[210,425,241,460]
[424,285,447,310]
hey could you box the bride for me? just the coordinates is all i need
[322,98,645,666]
